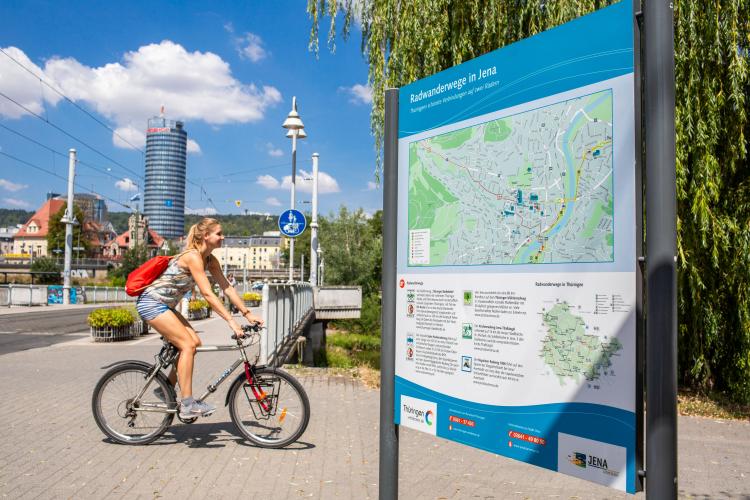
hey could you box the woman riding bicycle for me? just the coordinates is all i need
[135,217,264,419]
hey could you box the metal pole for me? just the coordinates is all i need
[62,149,76,305]
[223,243,228,276]
[289,129,297,282]
[310,153,319,286]
[243,253,248,293]
[644,0,677,498]
[379,87,399,500]
[301,253,305,283]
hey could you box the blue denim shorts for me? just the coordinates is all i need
[136,293,172,321]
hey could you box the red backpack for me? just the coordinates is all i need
[125,251,190,296]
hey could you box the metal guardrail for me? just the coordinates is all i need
[81,286,135,304]
[0,285,134,307]
[259,282,314,366]
[0,285,49,307]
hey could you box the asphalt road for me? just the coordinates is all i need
[0,306,119,355]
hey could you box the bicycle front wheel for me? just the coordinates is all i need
[92,362,175,445]
[228,367,310,448]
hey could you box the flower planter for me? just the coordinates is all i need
[187,307,210,321]
[243,300,260,308]
[91,324,136,342]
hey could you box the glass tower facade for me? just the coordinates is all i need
[143,116,187,240]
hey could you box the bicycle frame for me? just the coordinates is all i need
[132,334,272,415]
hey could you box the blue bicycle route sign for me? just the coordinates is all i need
[278,209,307,238]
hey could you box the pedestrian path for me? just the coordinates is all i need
[0,316,747,499]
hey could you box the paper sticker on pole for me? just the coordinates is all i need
[278,209,307,238]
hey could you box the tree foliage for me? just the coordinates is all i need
[309,0,750,401]
[30,256,61,284]
[47,205,90,257]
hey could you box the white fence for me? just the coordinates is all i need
[260,283,314,366]
[0,285,133,307]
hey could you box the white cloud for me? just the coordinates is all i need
[366,181,378,191]
[112,125,146,149]
[281,169,341,194]
[237,33,267,62]
[0,47,63,119]
[0,178,29,192]
[339,83,373,105]
[115,177,138,192]
[256,174,280,189]
[185,206,218,215]
[3,198,31,208]
[265,196,282,207]
[1,43,282,149]
[186,139,202,154]
[266,142,283,157]
[257,170,340,194]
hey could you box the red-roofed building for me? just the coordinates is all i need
[103,213,167,259]
[12,198,66,258]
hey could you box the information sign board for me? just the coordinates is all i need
[278,209,307,238]
[394,0,639,493]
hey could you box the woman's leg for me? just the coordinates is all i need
[165,311,201,387]
[147,310,198,399]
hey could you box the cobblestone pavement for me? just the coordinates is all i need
[0,315,748,499]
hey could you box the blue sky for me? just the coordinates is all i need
[0,0,381,219]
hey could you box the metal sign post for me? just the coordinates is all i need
[380,88,399,500]
[643,0,678,497]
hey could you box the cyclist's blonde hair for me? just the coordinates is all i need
[185,218,220,251]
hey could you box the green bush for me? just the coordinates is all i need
[328,333,381,351]
[87,308,136,328]
[110,276,126,287]
[325,346,354,368]
[30,257,61,285]
[331,293,381,335]
[242,292,262,301]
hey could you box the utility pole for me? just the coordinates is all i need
[61,149,77,305]
[310,153,319,287]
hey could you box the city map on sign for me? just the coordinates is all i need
[407,89,615,266]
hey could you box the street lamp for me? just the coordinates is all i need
[282,96,306,282]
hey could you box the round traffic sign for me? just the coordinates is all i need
[278,209,307,238]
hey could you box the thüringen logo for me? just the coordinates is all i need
[425,410,434,426]
[400,396,437,436]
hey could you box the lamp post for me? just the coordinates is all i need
[282,96,306,282]
[310,153,319,286]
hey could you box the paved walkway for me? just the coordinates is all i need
[0,315,748,499]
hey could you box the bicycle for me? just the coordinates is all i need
[92,324,310,448]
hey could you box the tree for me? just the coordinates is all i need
[30,256,60,284]
[47,205,90,258]
[309,1,750,402]
[109,245,149,282]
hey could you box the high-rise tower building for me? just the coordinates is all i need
[143,115,187,240]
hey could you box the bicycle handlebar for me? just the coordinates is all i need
[231,322,263,340]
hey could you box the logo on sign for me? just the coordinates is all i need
[400,396,437,436]
[278,209,307,238]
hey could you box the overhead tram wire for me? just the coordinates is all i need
[0,123,140,188]
[0,150,135,211]
[0,90,143,182]
[0,47,145,154]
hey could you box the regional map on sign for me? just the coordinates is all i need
[408,89,614,266]
[539,302,622,385]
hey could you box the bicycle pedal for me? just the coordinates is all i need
[201,409,216,418]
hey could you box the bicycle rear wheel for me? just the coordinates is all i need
[92,363,175,445]
[228,367,310,448]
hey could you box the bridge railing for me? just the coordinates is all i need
[260,282,314,366]
[0,284,134,307]
[81,286,134,304]
[0,284,49,307]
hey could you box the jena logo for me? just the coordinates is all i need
[400,395,437,436]
[568,452,611,471]
[557,433,626,491]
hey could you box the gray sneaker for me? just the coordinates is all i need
[179,399,216,419]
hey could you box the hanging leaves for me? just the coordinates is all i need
[309,0,750,403]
